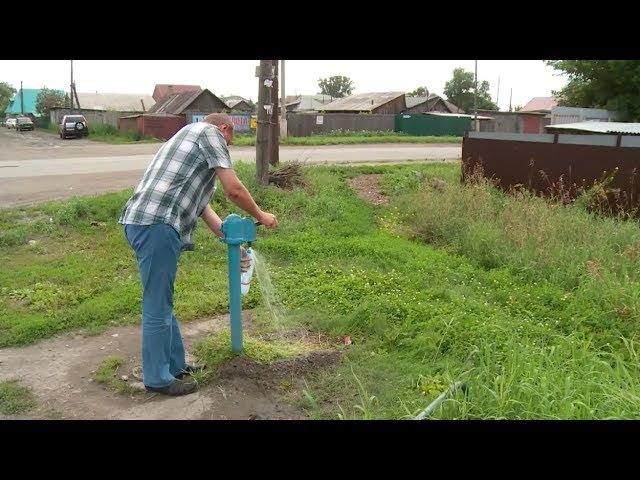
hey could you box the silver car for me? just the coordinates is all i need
[59,115,89,139]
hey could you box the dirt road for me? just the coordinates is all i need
[0,128,461,207]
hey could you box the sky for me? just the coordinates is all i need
[0,60,568,111]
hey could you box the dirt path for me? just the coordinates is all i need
[0,315,338,420]
[348,174,389,205]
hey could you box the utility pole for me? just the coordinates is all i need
[280,60,287,138]
[70,60,74,111]
[496,76,500,109]
[256,60,273,185]
[269,59,279,167]
[474,60,479,132]
[20,81,23,114]
[509,88,513,112]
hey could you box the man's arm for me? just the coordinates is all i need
[201,204,223,238]
[215,167,278,228]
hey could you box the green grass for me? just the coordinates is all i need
[41,124,459,145]
[43,124,160,144]
[190,327,315,385]
[2,161,640,418]
[93,356,140,394]
[0,380,37,415]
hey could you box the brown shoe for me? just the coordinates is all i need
[144,378,197,396]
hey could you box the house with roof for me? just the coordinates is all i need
[152,84,201,103]
[76,92,155,112]
[285,94,333,113]
[521,96,558,114]
[550,106,619,125]
[5,88,66,118]
[119,88,228,140]
[318,92,407,114]
[404,94,464,114]
[222,96,254,113]
[50,91,155,125]
[516,96,559,133]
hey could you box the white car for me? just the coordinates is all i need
[5,118,17,129]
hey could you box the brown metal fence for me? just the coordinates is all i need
[462,132,640,214]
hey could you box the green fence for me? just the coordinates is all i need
[34,116,50,129]
[395,114,472,136]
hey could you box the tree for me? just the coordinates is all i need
[318,75,354,98]
[514,105,523,112]
[408,86,429,97]
[443,68,498,112]
[0,82,16,115]
[546,60,640,121]
[35,87,68,117]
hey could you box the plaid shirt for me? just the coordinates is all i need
[119,122,232,250]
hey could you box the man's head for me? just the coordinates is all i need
[203,113,234,146]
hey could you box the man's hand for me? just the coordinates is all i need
[240,246,251,273]
[257,211,278,228]
[215,168,279,230]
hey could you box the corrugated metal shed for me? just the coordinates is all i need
[545,121,640,135]
[320,92,406,113]
[551,106,619,125]
[118,113,186,140]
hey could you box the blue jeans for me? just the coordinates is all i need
[124,223,186,388]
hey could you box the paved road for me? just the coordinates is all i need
[0,127,461,207]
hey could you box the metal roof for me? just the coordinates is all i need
[152,84,200,102]
[522,96,558,112]
[120,113,182,119]
[285,94,333,111]
[405,95,432,108]
[148,89,218,115]
[76,92,155,111]
[319,92,406,112]
[425,112,494,120]
[4,89,55,115]
[222,96,253,109]
[405,94,464,113]
[545,121,640,135]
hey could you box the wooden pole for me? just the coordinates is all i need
[269,59,279,166]
[256,60,272,185]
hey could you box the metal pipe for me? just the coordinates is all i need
[227,243,243,353]
[221,214,257,353]
[414,381,467,420]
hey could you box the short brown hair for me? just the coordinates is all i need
[203,113,234,130]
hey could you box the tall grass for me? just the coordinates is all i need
[4,162,640,418]
[395,168,640,289]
